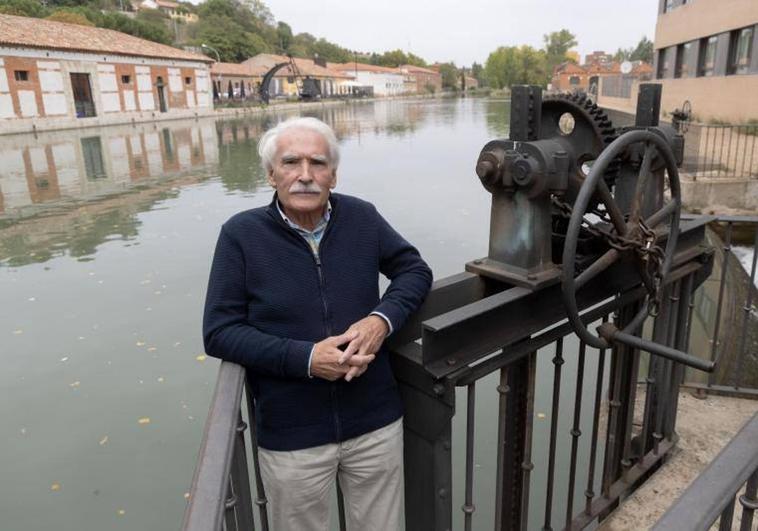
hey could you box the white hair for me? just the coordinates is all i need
[257,117,340,172]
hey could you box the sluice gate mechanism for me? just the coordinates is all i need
[391,83,717,531]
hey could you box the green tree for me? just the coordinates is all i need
[630,36,653,63]
[311,38,350,62]
[543,28,577,75]
[484,45,548,89]
[46,10,94,25]
[276,21,292,53]
[470,61,485,87]
[437,62,458,90]
[0,0,48,17]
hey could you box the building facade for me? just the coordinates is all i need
[243,54,350,98]
[653,0,758,121]
[0,14,213,135]
[398,64,442,93]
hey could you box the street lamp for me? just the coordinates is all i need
[201,43,222,101]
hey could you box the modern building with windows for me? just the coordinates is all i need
[653,0,758,122]
[0,14,213,135]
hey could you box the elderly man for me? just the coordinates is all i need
[203,116,432,530]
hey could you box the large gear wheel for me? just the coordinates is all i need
[541,93,619,266]
[540,93,618,197]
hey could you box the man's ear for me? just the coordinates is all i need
[329,169,337,189]
[267,168,276,187]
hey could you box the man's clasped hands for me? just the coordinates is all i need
[309,315,389,382]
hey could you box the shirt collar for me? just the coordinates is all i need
[276,199,332,233]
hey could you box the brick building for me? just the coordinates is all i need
[652,0,758,121]
[0,14,213,135]
[398,64,442,93]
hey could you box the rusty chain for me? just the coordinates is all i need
[553,195,668,315]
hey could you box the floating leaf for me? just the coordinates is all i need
[99,436,109,446]
[28,297,36,302]
[184,492,190,500]
[69,381,81,388]
[78,336,85,340]
[50,483,61,491]
[195,355,207,362]
[173,342,181,347]
[537,413,546,420]
[136,341,145,347]
[140,280,151,285]
[157,377,164,383]
[117,509,125,516]
[138,417,151,425]
[13,329,23,335]
[147,347,157,352]
[60,357,69,362]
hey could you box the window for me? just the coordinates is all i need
[698,36,718,77]
[663,0,674,13]
[121,75,131,84]
[657,48,670,78]
[675,42,693,78]
[728,26,754,75]
[185,76,192,85]
[569,75,580,85]
[14,70,29,81]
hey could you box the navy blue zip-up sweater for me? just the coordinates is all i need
[203,193,432,451]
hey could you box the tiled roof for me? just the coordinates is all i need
[210,62,267,77]
[244,54,351,79]
[156,0,179,7]
[0,14,211,63]
[399,64,440,75]
[329,62,402,74]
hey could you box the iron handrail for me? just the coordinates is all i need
[182,361,246,531]
[653,412,758,531]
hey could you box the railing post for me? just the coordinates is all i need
[394,355,454,531]
[494,351,536,531]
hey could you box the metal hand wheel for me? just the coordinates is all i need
[561,129,683,351]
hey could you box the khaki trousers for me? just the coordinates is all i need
[258,418,404,531]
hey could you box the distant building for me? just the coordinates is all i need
[584,50,613,67]
[328,62,408,96]
[137,0,198,23]
[552,59,653,97]
[652,0,758,122]
[209,62,267,99]
[397,64,442,93]
[243,54,351,98]
[0,14,213,135]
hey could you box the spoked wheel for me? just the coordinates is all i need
[561,129,682,350]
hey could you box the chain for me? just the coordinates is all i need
[553,195,667,314]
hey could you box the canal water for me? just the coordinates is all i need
[2,97,748,530]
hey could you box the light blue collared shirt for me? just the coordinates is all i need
[275,200,393,377]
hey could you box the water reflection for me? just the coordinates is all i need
[0,99,457,266]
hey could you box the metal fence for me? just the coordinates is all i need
[681,215,758,398]
[681,124,758,180]
[181,213,747,530]
[653,411,758,531]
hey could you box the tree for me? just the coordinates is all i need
[46,10,94,25]
[470,62,485,87]
[437,62,458,90]
[630,36,653,63]
[0,0,48,17]
[543,28,577,73]
[484,45,548,89]
[276,21,292,53]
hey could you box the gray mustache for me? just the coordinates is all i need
[289,183,323,194]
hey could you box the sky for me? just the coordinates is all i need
[261,0,661,66]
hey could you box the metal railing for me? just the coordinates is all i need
[182,214,733,530]
[681,123,758,180]
[653,411,758,531]
[682,215,758,398]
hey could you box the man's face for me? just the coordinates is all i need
[267,128,336,219]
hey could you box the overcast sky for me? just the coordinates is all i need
[260,0,660,66]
